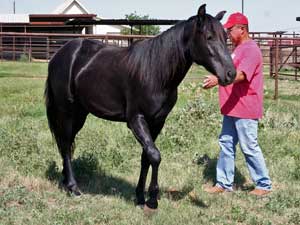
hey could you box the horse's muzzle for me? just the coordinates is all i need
[220,70,236,86]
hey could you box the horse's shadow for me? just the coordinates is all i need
[46,154,207,207]
[46,156,135,202]
[200,156,248,190]
[45,155,207,207]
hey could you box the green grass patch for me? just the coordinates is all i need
[0,61,300,224]
[0,61,47,78]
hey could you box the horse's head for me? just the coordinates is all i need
[186,4,236,86]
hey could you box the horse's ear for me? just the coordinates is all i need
[215,11,226,21]
[197,4,206,20]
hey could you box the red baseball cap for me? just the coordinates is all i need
[223,12,248,29]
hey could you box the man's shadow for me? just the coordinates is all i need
[199,156,248,190]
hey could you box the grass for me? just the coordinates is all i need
[0,61,47,78]
[0,61,300,225]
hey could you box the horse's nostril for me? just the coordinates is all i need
[225,72,231,83]
[226,71,235,83]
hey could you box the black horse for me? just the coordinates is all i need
[45,4,236,210]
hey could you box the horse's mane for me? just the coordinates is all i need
[125,17,196,89]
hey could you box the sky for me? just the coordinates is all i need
[0,0,300,33]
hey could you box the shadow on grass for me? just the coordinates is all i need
[189,197,208,208]
[160,186,208,208]
[45,155,135,202]
[201,157,247,190]
[46,154,208,208]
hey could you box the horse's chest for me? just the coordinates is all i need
[141,91,177,119]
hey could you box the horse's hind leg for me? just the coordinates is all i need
[56,109,87,195]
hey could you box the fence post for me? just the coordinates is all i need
[46,37,50,60]
[269,46,274,77]
[13,36,15,61]
[29,36,32,62]
[294,45,298,81]
[296,46,298,81]
[274,38,279,100]
[0,34,2,60]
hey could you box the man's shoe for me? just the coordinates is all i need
[204,186,226,194]
[249,189,271,196]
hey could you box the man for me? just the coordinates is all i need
[203,12,272,196]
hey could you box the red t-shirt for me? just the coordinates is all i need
[219,40,264,119]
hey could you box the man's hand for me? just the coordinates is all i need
[202,75,219,89]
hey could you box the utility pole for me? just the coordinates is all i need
[13,0,16,14]
[242,0,244,14]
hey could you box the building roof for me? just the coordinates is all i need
[0,14,29,23]
[0,14,96,28]
[52,0,90,14]
[65,18,182,26]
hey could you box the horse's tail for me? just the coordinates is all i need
[44,61,72,155]
[44,72,59,145]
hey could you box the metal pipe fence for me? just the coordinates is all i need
[0,32,153,61]
[1,32,300,99]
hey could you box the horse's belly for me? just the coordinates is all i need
[80,97,126,122]
[75,71,127,121]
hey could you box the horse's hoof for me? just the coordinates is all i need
[71,188,82,196]
[134,197,145,208]
[136,204,145,210]
[143,204,158,216]
[64,184,81,196]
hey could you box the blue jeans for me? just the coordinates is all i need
[216,115,271,191]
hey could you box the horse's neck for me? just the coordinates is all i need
[126,22,193,91]
[168,61,193,89]
[157,29,193,89]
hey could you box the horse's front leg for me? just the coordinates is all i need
[129,114,161,210]
[135,149,150,207]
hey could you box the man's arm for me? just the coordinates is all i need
[234,70,246,83]
[202,70,246,89]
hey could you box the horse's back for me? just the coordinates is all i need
[48,39,106,78]
[47,39,107,105]
[73,43,129,121]
[47,38,128,120]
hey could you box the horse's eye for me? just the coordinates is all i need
[207,36,213,41]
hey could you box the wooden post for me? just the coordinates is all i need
[46,37,50,60]
[295,46,298,81]
[0,25,2,60]
[29,36,32,62]
[269,46,274,78]
[0,34,2,60]
[274,38,279,100]
[293,33,298,80]
[279,33,283,69]
[13,36,15,61]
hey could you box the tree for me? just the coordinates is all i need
[121,11,160,35]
